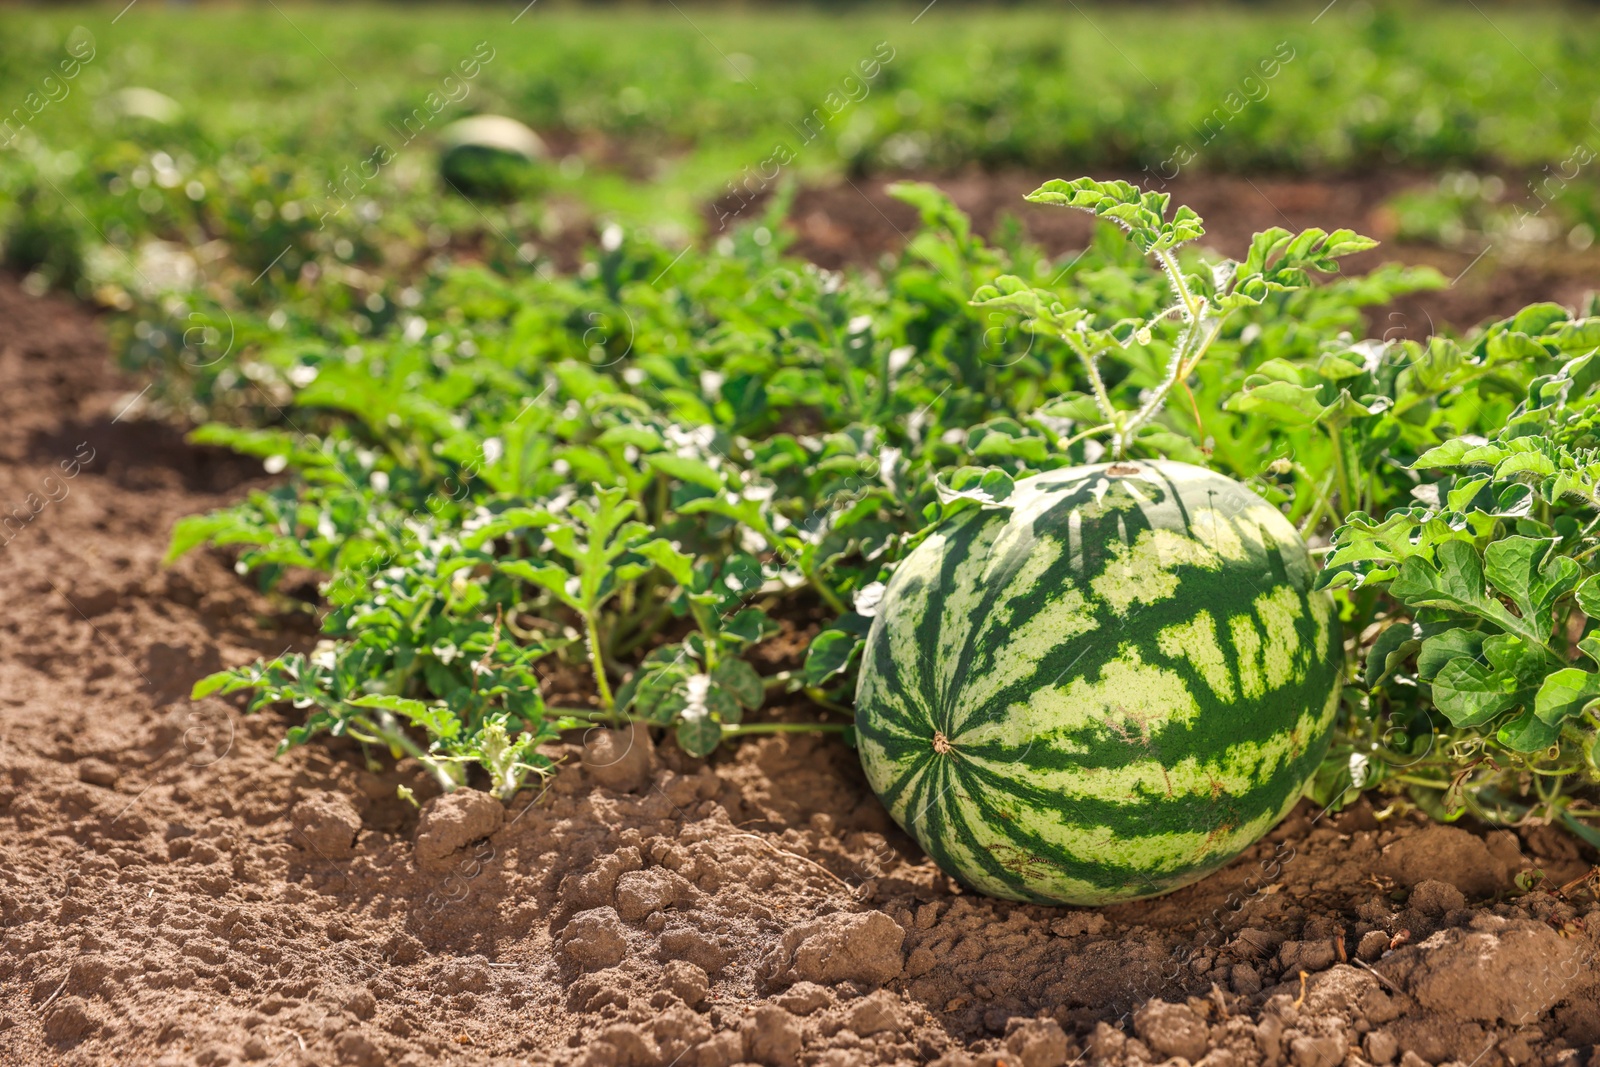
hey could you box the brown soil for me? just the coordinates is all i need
[738,170,1600,340]
[1,258,1599,1067]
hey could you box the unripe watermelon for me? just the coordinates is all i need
[855,460,1341,905]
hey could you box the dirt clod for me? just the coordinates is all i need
[763,910,906,988]
[742,1005,804,1067]
[615,866,690,921]
[1049,912,1107,938]
[1134,999,1210,1062]
[1365,1029,1399,1064]
[334,1029,384,1067]
[413,788,502,865]
[558,907,630,971]
[1407,878,1466,915]
[341,986,377,1019]
[842,990,909,1035]
[584,722,656,793]
[1380,919,1585,1023]
[661,959,709,1007]
[290,790,362,856]
[1298,965,1403,1025]
[1277,939,1338,975]
[773,982,833,1016]
[1356,930,1391,961]
[1288,1033,1345,1067]
[659,923,730,976]
[594,1023,658,1067]
[42,996,102,1044]
[1379,825,1509,896]
[64,955,116,998]
[75,758,119,788]
[1004,1017,1072,1067]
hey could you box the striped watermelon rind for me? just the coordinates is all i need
[854,460,1342,905]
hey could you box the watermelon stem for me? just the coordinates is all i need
[1115,247,1225,454]
[721,721,851,737]
[803,688,853,715]
[1156,247,1202,324]
[1327,423,1356,520]
[1297,467,1338,538]
[584,610,616,710]
[1061,421,1117,451]
[547,707,620,721]
[1061,333,1121,434]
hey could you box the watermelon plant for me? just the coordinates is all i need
[158,181,1381,789]
[1282,312,1600,841]
[142,172,1599,860]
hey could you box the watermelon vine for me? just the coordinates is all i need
[152,176,1598,847]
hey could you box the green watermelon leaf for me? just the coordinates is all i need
[1416,627,1486,681]
[722,608,779,649]
[349,694,462,743]
[1391,541,1492,616]
[934,466,1017,512]
[712,658,765,710]
[676,715,722,758]
[1576,573,1600,620]
[645,453,725,492]
[1431,658,1523,727]
[1532,667,1600,726]
[1497,709,1562,753]
[803,627,866,688]
[1482,536,1578,639]
[1224,378,1326,428]
[635,538,695,587]
[1365,621,1421,689]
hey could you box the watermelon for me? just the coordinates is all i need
[438,115,548,201]
[854,460,1341,905]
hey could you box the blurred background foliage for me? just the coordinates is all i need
[3,1,1599,260]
